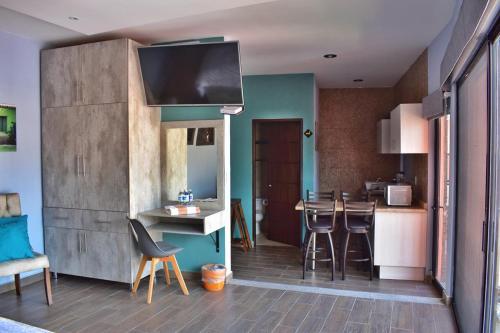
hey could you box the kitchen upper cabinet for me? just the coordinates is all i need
[377,119,391,153]
[390,104,428,154]
[41,39,128,108]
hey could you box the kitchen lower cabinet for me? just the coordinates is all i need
[374,209,428,280]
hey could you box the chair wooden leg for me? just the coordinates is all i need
[43,268,53,306]
[147,258,157,304]
[170,256,189,295]
[14,274,21,296]
[162,261,171,286]
[132,255,148,294]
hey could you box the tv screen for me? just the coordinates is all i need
[138,41,244,106]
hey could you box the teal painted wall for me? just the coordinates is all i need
[160,73,315,272]
[232,73,316,241]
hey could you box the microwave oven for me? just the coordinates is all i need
[384,185,412,206]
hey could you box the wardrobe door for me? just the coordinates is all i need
[80,103,129,212]
[80,39,128,105]
[41,46,81,108]
[45,227,84,276]
[42,106,84,209]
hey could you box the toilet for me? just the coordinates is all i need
[255,198,268,235]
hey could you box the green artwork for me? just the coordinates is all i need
[0,105,16,152]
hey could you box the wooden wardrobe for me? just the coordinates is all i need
[41,39,160,284]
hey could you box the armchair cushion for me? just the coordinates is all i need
[0,215,34,263]
[0,252,49,277]
[0,194,21,218]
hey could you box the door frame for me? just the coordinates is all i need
[252,118,303,247]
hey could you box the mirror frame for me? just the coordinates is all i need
[160,119,225,211]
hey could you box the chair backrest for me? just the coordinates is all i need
[342,200,376,230]
[340,191,368,202]
[0,193,21,218]
[306,190,335,201]
[129,218,164,258]
[303,200,337,231]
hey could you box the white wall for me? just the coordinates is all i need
[0,31,42,285]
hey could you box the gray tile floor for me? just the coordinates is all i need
[232,245,440,299]
[0,274,457,333]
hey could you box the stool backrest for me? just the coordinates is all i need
[340,191,368,202]
[306,190,335,201]
[342,200,376,230]
[303,200,337,231]
[129,218,164,258]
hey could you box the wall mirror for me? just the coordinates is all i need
[161,119,225,210]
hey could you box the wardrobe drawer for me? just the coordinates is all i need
[43,208,83,229]
[82,210,129,234]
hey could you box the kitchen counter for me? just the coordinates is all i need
[294,199,427,213]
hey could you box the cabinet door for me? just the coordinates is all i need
[82,230,130,283]
[41,46,81,108]
[45,227,84,275]
[80,104,129,211]
[80,39,128,105]
[42,107,84,208]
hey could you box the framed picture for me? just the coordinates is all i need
[0,104,16,152]
[187,128,195,145]
[196,127,215,146]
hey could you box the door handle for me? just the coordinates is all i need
[82,155,86,177]
[268,184,272,188]
[83,232,87,253]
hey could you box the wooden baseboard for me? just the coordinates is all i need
[0,272,44,294]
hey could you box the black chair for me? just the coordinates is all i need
[302,200,337,280]
[306,190,335,201]
[340,191,368,201]
[341,200,376,280]
[129,219,189,304]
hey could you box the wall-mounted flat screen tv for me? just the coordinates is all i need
[138,41,244,106]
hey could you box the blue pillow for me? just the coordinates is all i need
[0,215,34,263]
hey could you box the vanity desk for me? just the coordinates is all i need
[139,206,225,252]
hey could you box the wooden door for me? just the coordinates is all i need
[80,39,128,105]
[81,104,129,212]
[42,106,84,209]
[454,46,488,333]
[260,121,301,247]
[41,46,81,108]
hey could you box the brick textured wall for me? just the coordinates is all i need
[318,88,400,195]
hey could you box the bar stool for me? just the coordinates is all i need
[341,200,376,280]
[303,190,335,270]
[302,200,337,280]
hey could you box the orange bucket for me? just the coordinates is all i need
[201,264,226,292]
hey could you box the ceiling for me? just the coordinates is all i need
[0,0,456,88]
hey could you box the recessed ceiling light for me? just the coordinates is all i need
[353,79,364,82]
[323,54,337,59]
[68,16,79,21]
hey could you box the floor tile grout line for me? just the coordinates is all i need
[229,279,443,305]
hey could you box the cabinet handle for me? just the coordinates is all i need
[76,155,80,176]
[84,232,87,253]
[78,232,82,253]
[82,155,86,177]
